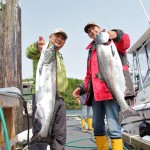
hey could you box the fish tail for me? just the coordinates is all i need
[29,133,41,145]
[29,132,51,145]
[119,107,139,122]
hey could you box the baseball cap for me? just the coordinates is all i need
[84,22,100,33]
[52,28,68,39]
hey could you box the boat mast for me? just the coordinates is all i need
[139,0,150,25]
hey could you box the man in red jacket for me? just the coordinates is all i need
[73,22,135,150]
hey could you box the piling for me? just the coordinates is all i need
[0,0,23,134]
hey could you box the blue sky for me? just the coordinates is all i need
[20,0,150,80]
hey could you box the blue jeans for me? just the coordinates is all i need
[92,99,122,138]
[81,105,93,118]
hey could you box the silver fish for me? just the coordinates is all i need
[35,42,57,139]
[96,30,139,120]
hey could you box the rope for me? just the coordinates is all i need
[66,136,132,149]
[65,137,97,149]
[65,126,134,149]
[0,107,10,150]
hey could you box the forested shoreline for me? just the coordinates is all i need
[22,77,83,110]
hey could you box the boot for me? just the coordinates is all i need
[81,118,87,132]
[95,135,108,150]
[87,117,94,130]
[111,139,123,150]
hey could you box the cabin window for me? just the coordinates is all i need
[138,41,150,88]
[146,42,150,66]
[138,47,148,77]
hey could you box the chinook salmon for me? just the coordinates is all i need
[31,42,57,143]
[96,30,139,120]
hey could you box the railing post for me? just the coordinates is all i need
[0,0,23,134]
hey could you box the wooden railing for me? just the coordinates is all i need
[0,92,20,150]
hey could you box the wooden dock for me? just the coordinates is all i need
[15,114,150,150]
[122,132,150,150]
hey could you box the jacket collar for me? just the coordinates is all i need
[86,40,95,50]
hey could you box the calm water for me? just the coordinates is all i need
[66,109,82,116]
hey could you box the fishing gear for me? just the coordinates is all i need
[0,107,10,150]
[139,102,150,137]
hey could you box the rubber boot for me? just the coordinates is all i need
[95,135,108,150]
[111,139,123,150]
[81,118,87,132]
[87,117,94,130]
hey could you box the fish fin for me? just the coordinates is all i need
[119,107,140,122]
[29,134,41,145]
[111,45,115,57]
[39,68,42,75]
[96,72,103,80]
[39,63,43,75]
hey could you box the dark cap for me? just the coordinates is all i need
[84,22,99,33]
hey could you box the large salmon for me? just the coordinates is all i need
[32,42,57,142]
[96,30,139,120]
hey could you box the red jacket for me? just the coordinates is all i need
[83,30,130,102]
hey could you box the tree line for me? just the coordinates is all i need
[22,77,83,110]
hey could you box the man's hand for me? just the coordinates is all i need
[76,98,81,105]
[72,87,81,98]
[108,30,117,40]
[37,36,45,52]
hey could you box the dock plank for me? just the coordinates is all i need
[122,132,150,150]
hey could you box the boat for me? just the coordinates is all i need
[121,27,150,138]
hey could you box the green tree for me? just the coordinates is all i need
[22,77,83,110]
[60,78,83,109]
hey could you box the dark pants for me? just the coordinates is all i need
[29,94,66,150]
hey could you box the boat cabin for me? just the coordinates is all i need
[128,27,150,106]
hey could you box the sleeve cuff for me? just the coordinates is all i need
[78,83,86,95]
[111,29,124,42]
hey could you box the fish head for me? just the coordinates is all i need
[42,49,51,64]
[96,30,109,44]
[42,45,56,64]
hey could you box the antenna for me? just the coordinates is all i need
[102,17,111,30]
[139,0,150,25]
